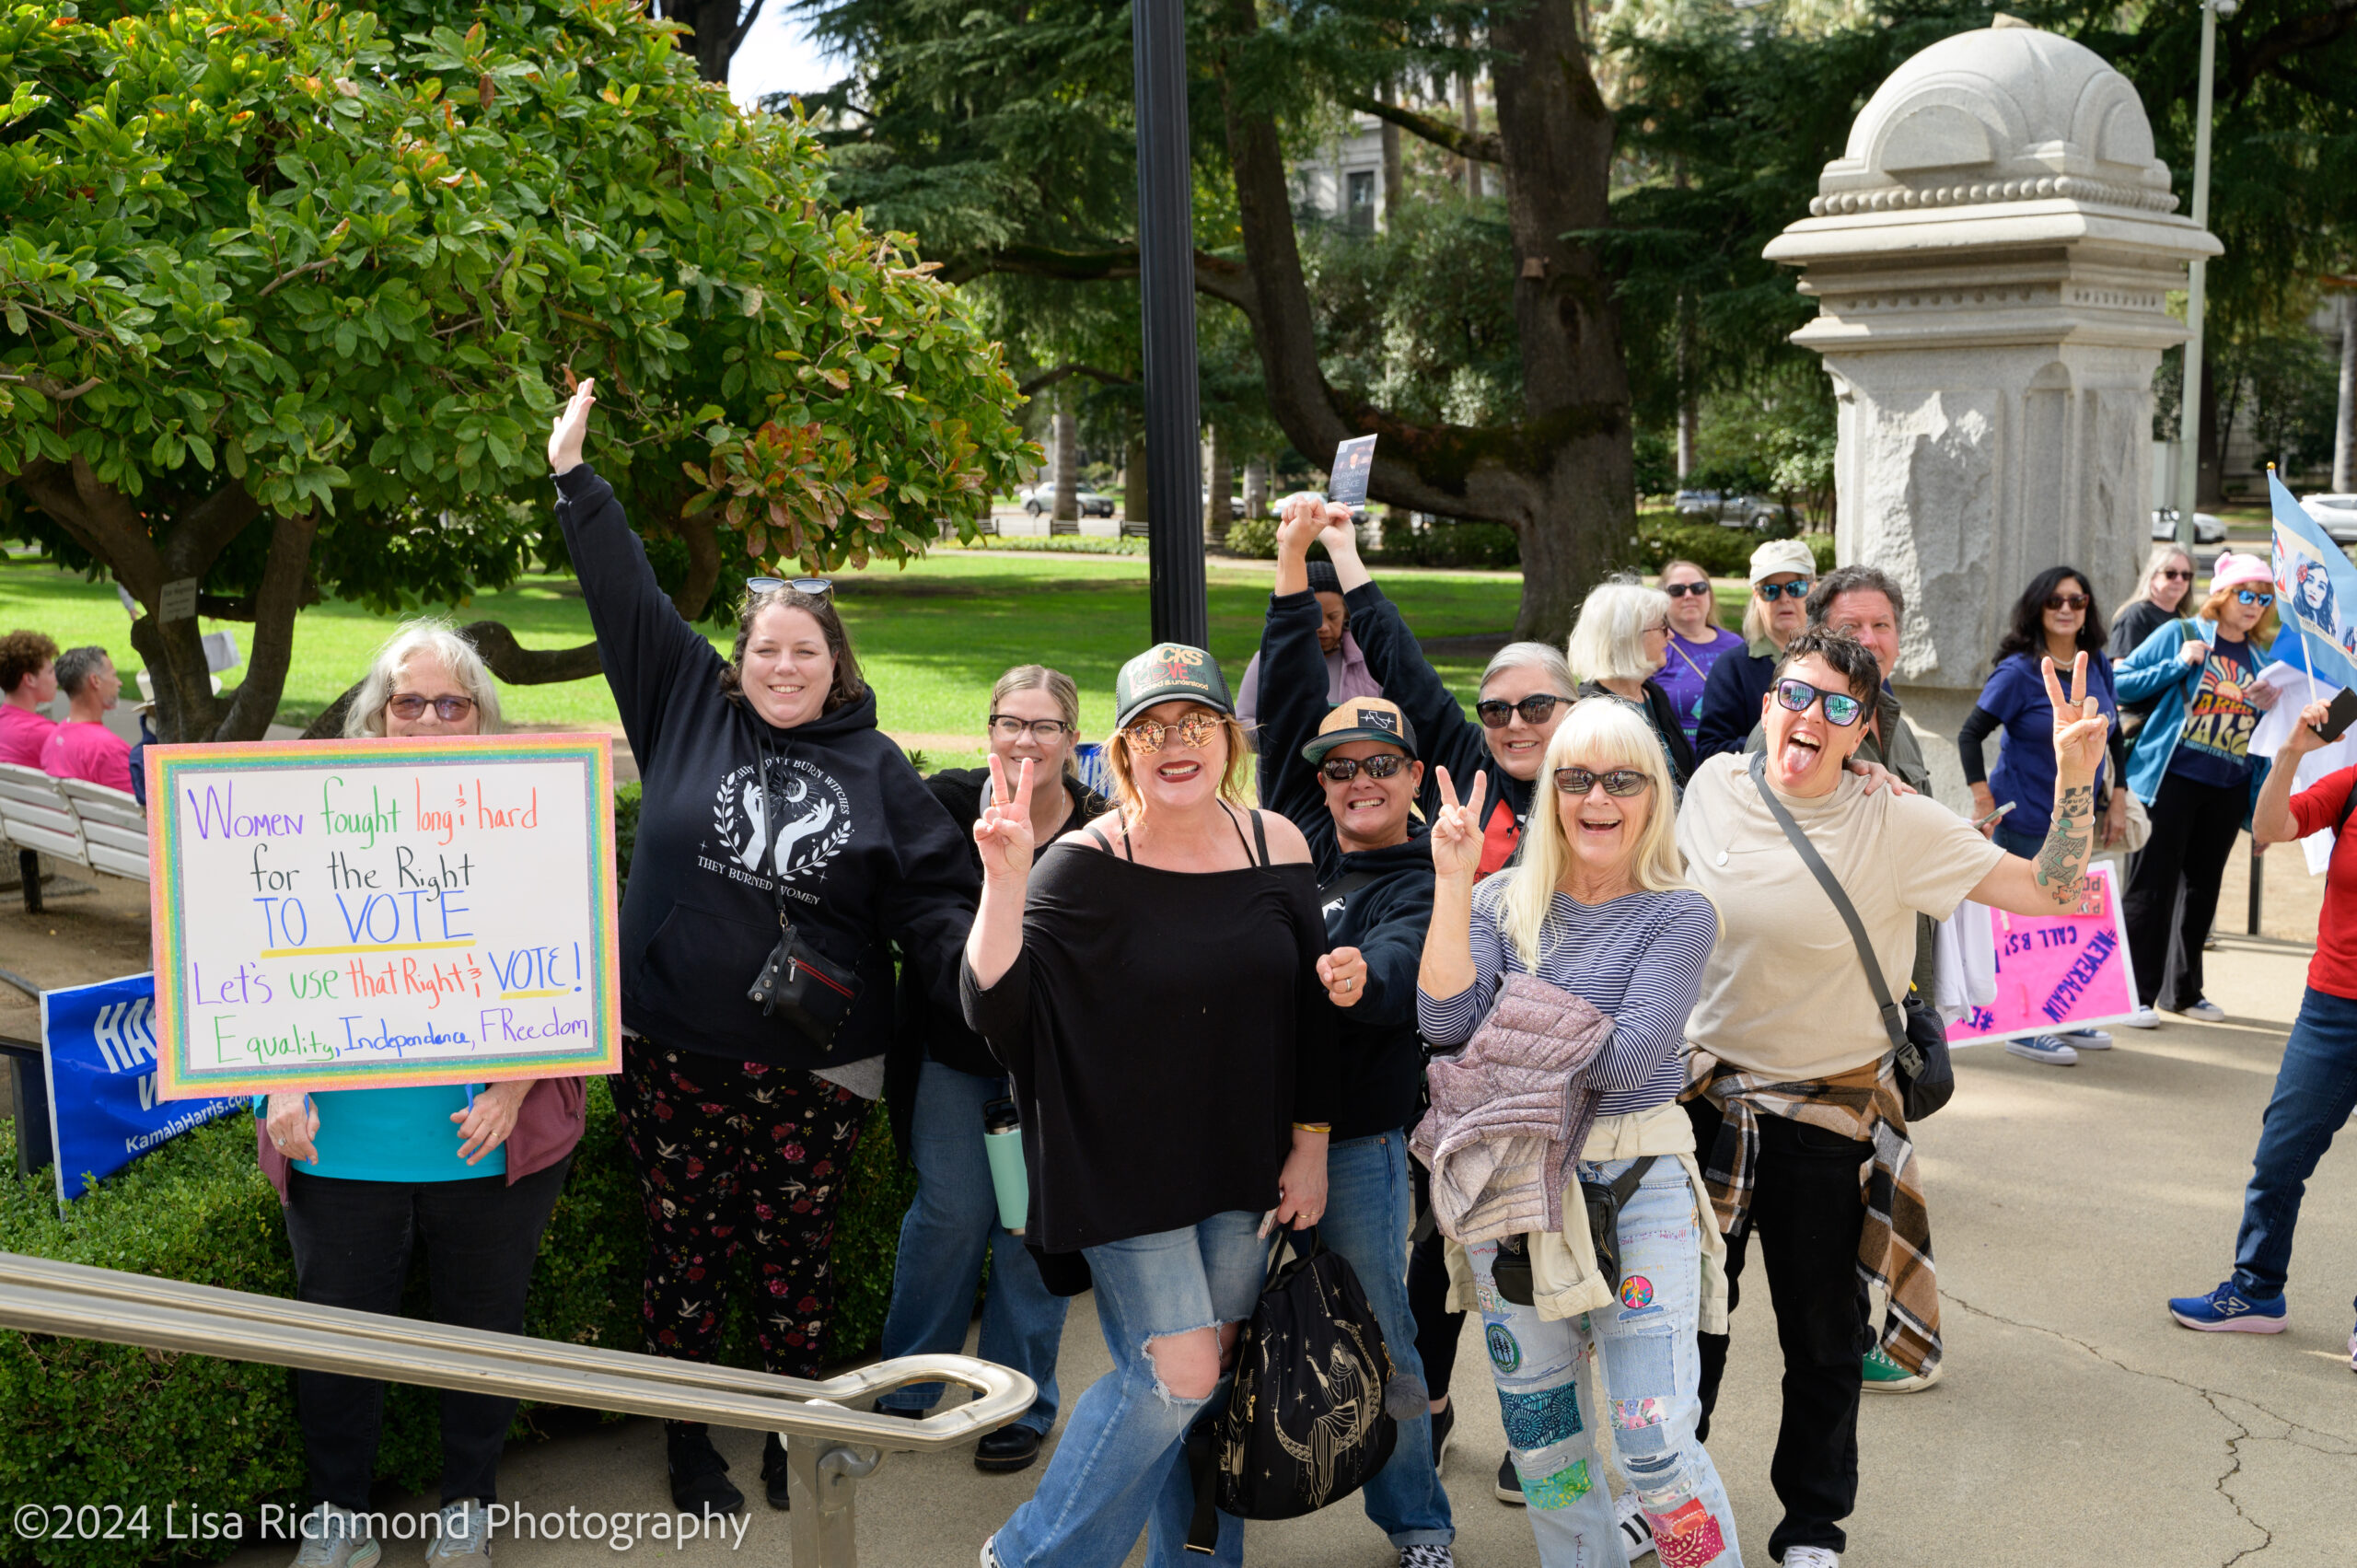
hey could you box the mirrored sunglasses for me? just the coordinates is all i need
[1554,767,1651,798]
[1772,676,1864,727]
[1757,579,1813,601]
[1123,711,1223,752]
[2234,588,2274,607]
[1320,753,1409,783]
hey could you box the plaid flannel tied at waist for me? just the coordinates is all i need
[1684,1052,1941,1378]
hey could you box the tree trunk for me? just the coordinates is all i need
[1123,432,1150,526]
[2335,294,2354,494]
[1676,296,1699,485]
[1052,389,1079,523]
[1459,66,1481,200]
[1380,91,1404,226]
[657,0,750,84]
[1206,424,1234,540]
[1244,456,1269,518]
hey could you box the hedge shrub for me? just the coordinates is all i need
[1631,517,1835,579]
[1222,514,1519,569]
[0,1080,913,1567]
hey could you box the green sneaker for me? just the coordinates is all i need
[1861,1342,1940,1394]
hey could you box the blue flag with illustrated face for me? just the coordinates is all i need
[2269,470,2357,694]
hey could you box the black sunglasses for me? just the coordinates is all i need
[748,575,834,598]
[1554,766,1651,798]
[1320,753,1409,783]
[1772,676,1865,727]
[1756,579,1813,601]
[1663,581,1712,598]
[1475,693,1574,728]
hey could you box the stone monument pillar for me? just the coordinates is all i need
[1765,17,2220,804]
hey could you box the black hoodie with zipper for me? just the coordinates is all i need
[554,464,979,1071]
[1257,587,1435,1140]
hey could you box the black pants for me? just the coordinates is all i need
[1688,1098,1872,1562]
[2125,771,2247,1009]
[284,1158,572,1512]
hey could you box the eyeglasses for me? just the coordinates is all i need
[1320,753,1409,783]
[747,576,834,598]
[1554,767,1651,798]
[989,715,1074,742]
[1772,676,1865,728]
[1122,711,1223,752]
[1475,693,1574,728]
[389,693,477,723]
[2158,569,2193,582]
[1663,581,1712,598]
[2045,594,2089,611]
[1757,579,1813,601]
[1645,621,1671,637]
[2235,588,2275,607]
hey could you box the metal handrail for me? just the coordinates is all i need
[0,1251,1036,1565]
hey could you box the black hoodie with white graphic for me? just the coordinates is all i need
[555,464,979,1072]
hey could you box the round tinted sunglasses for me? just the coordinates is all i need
[1554,767,1651,797]
[1773,676,1865,727]
[1123,711,1222,752]
[1756,579,1813,601]
[389,693,477,722]
[1321,753,1409,783]
[2235,588,2274,607]
[1476,693,1573,728]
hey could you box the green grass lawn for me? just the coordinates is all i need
[0,546,1551,768]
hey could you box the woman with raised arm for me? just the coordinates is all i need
[546,381,980,1517]
[963,644,1335,1568]
[1677,633,2111,1568]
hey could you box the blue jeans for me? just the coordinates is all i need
[1469,1157,1742,1568]
[877,1061,1067,1433]
[1319,1132,1453,1548]
[992,1211,1265,1568]
[2234,985,2357,1313]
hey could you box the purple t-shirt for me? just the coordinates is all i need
[1655,628,1744,745]
[0,703,54,768]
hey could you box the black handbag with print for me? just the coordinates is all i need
[743,730,862,1050]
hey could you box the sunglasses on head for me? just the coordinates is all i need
[2045,593,2089,611]
[1554,766,1651,798]
[1773,676,1865,727]
[1663,581,1712,598]
[747,575,834,598]
[1475,693,1574,728]
[1757,579,1813,601]
[389,693,477,722]
[1320,753,1409,783]
[2235,587,2274,607]
[1122,711,1223,753]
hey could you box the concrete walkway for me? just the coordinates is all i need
[213,925,2355,1568]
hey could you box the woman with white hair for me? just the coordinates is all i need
[1566,579,1696,790]
[259,620,585,1568]
[1417,698,1739,1567]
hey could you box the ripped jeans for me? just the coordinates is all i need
[990,1210,1265,1568]
[1468,1157,1742,1568]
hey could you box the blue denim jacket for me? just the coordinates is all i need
[2116,616,2303,811]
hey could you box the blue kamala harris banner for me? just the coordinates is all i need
[40,973,244,1203]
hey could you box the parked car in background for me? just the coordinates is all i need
[2298,494,2357,545]
[1022,482,1115,517]
[1675,489,1794,531]
[2149,508,2227,545]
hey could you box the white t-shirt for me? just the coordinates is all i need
[1677,754,2005,1081]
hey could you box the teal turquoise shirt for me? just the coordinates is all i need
[255,1085,505,1182]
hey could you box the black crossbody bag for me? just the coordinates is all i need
[1747,752,1954,1121]
[743,728,863,1051]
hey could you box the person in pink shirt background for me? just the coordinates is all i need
[40,645,134,796]
[0,630,60,768]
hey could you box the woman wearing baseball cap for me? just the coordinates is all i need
[1693,539,1817,761]
[964,642,1338,1568]
[2115,551,2289,1027]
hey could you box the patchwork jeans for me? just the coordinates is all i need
[1467,1157,1742,1568]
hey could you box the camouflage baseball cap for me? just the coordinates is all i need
[1301,696,1418,763]
[1114,643,1234,727]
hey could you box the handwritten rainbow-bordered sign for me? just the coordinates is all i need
[146,734,621,1099]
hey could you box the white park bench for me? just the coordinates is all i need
[0,763,149,913]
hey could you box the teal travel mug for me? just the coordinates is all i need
[981,1096,1028,1235]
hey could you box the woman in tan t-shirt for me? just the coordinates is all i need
[1670,631,2110,1568]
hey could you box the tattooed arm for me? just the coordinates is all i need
[1970,655,2108,914]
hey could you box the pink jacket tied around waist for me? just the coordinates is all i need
[1410,972,1614,1242]
[255,1075,587,1200]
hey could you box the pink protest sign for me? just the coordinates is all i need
[1946,862,2139,1045]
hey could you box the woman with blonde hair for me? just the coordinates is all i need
[965,643,1336,1568]
[876,665,1109,1473]
[1566,579,1696,789]
[1416,698,1739,1567]
[2109,543,2199,750]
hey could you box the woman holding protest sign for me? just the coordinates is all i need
[258,620,586,1568]
[874,665,1108,1473]
[963,642,1335,1568]
[547,380,980,1517]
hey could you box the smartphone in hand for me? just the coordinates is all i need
[2313,686,2357,744]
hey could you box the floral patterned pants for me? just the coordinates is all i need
[611,1041,865,1379]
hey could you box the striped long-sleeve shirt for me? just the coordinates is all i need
[1418,877,1717,1117]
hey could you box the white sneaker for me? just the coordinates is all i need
[425,1502,490,1562]
[1614,1490,1656,1561]
[290,1506,382,1568]
[2177,998,2228,1023]
[1784,1548,1840,1568]
[2060,1027,2113,1050]
[2005,1034,2078,1066]
[2121,1006,2162,1029]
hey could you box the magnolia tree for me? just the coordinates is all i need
[0,0,1029,743]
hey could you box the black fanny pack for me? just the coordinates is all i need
[1492,1156,1657,1306]
[744,728,863,1051]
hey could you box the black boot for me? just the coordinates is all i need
[667,1422,743,1516]
[759,1432,793,1511]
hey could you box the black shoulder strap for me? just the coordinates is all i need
[2339,774,2357,838]
[1745,752,1910,1055]
[1318,868,1378,906]
[1610,1155,1657,1203]
[1249,807,1270,866]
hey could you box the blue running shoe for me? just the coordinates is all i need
[2168,1281,2288,1333]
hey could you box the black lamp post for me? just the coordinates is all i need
[1132,0,1208,648]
